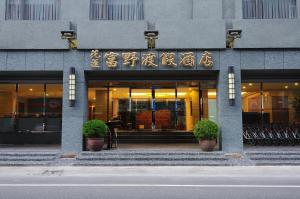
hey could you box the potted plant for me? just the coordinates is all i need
[193,119,219,151]
[83,120,108,151]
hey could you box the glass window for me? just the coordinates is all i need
[242,82,300,127]
[243,0,297,19]
[17,84,45,132]
[5,0,61,20]
[90,0,144,20]
[0,84,17,133]
[45,84,62,131]
[0,83,63,134]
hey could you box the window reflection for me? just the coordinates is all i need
[0,84,17,133]
[242,82,300,127]
[0,83,63,133]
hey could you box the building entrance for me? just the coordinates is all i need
[88,81,217,134]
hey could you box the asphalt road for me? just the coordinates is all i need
[0,167,300,199]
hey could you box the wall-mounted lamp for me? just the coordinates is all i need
[228,66,235,106]
[226,29,242,48]
[69,67,76,107]
[61,30,78,49]
[144,30,159,49]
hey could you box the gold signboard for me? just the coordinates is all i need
[90,50,214,69]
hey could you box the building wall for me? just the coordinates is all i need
[0,0,300,152]
[1,49,300,72]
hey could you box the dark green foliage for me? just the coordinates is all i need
[193,119,219,141]
[83,120,108,138]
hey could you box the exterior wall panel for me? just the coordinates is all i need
[194,0,222,19]
[0,51,7,70]
[61,0,90,22]
[45,51,65,71]
[26,51,45,71]
[233,20,300,48]
[265,50,284,70]
[6,51,26,71]
[241,50,265,70]
[144,0,193,21]
[0,1,5,20]
[77,21,148,49]
[0,21,70,50]
[284,50,300,69]
[156,20,226,49]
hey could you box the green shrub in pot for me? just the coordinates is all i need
[83,120,108,151]
[193,119,219,151]
[83,120,108,138]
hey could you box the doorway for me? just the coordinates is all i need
[88,81,217,133]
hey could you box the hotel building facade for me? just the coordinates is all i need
[0,0,300,153]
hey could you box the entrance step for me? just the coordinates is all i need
[0,152,59,166]
[75,150,231,166]
[245,151,300,166]
[116,131,197,144]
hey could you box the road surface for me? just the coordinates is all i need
[0,166,300,199]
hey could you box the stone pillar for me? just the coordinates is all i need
[61,51,87,153]
[0,0,6,20]
[297,0,300,19]
[217,50,243,152]
[234,0,243,19]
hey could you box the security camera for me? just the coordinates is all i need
[61,30,76,39]
[144,30,159,37]
[227,29,242,38]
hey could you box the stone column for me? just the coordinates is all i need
[234,0,243,19]
[61,51,87,153]
[0,0,6,20]
[297,0,300,19]
[217,50,243,152]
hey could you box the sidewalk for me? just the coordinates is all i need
[1,166,300,177]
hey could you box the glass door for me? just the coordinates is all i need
[155,88,176,130]
[131,88,152,130]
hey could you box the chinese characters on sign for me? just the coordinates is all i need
[90,50,100,68]
[200,51,213,68]
[90,50,214,69]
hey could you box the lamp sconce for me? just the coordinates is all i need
[226,29,242,48]
[228,66,235,106]
[61,30,78,49]
[69,67,76,107]
[144,30,159,49]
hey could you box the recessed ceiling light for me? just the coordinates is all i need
[285,86,288,89]
[29,88,33,91]
[295,83,299,86]
[249,83,253,86]
[242,86,246,89]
